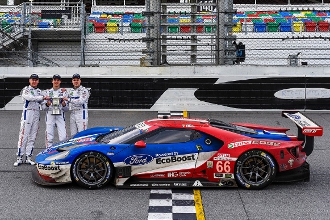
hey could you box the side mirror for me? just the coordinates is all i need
[134,140,146,148]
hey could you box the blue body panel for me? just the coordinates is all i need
[245,129,291,141]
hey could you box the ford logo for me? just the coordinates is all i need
[124,154,154,166]
[287,113,301,120]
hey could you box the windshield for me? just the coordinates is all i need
[99,121,150,144]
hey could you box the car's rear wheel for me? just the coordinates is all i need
[234,150,277,190]
[71,151,113,189]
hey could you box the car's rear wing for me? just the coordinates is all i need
[282,111,323,156]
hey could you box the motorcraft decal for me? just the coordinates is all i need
[124,154,154,166]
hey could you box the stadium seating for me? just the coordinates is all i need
[305,21,317,32]
[1,9,329,34]
[94,22,106,33]
[293,21,304,32]
[267,22,279,32]
[106,22,118,33]
[254,22,266,32]
[279,22,292,32]
[318,21,330,31]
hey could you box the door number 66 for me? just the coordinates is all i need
[216,161,231,173]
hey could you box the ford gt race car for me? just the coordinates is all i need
[32,111,323,190]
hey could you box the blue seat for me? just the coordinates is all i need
[235,14,246,17]
[254,22,266,32]
[167,18,179,23]
[38,21,49,28]
[122,18,132,23]
[279,22,292,32]
[279,11,292,17]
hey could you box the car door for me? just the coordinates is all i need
[124,128,201,176]
[128,127,225,176]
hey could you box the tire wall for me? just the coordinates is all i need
[1,66,330,111]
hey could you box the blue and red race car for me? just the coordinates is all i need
[32,111,323,190]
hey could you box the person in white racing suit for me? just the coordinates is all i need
[41,74,69,148]
[14,74,50,166]
[63,74,90,136]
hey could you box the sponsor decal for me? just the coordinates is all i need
[168,171,191,178]
[74,137,93,143]
[287,114,313,127]
[196,145,203,150]
[38,164,61,171]
[303,128,322,133]
[135,122,150,132]
[130,184,149,187]
[207,161,213,168]
[280,164,288,171]
[214,156,237,161]
[42,148,57,154]
[151,183,170,187]
[107,152,114,156]
[216,161,231,173]
[215,173,235,179]
[150,173,166,178]
[287,113,301,120]
[124,154,154,166]
[253,140,281,146]
[155,152,178,157]
[214,173,222,178]
[110,146,116,150]
[54,161,69,165]
[182,124,194,128]
[156,154,196,164]
[228,140,280,149]
[192,180,203,187]
[174,183,188,187]
[228,141,251,149]
[288,158,294,167]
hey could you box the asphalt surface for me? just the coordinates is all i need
[1,110,329,220]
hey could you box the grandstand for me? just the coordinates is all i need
[0,0,330,66]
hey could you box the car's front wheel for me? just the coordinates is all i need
[71,151,113,189]
[234,150,277,190]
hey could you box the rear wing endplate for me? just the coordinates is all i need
[282,111,323,156]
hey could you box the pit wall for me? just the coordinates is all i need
[1,65,330,111]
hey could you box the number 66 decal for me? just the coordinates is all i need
[216,161,231,173]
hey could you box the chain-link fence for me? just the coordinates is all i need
[0,0,330,67]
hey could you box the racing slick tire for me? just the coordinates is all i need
[234,150,277,190]
[71,151,113,189]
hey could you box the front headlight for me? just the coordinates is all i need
[45,151,70,161]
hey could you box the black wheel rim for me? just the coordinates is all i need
[76,154,108,186]
[239,155,271,185]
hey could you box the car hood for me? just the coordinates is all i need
[37,133,101,156]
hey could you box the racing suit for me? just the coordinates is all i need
[42,88,69,148]
[17,85,44,158]
[68,85,90,136]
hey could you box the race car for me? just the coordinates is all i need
[32,111,323,190]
